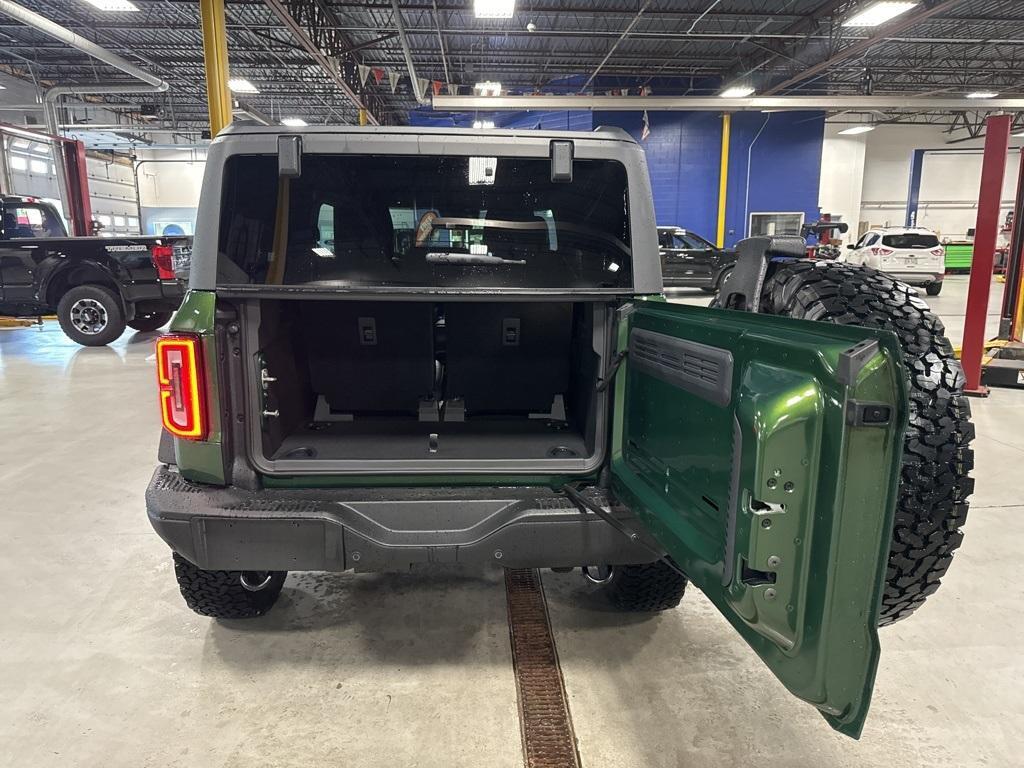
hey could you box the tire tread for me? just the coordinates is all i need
[760,260,974,625]
[605,562,688,612]
[173,553,286,619]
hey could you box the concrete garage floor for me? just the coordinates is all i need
[1,276,1020,767]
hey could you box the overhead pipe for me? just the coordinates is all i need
[390,0,428,105]
[43,84,169,136]
[0,0,170,134]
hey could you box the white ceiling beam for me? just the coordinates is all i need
[431,95,1024,112]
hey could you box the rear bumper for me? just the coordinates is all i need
[123,279,185,307]
[146,466,659,571]
[662,276,711,288]
[885,271,943,286]
[661,266,712,287]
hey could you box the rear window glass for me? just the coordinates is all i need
[3,203,64,238]
[673,233,709,250]
[216,154,632,290]
[882,233,939,249]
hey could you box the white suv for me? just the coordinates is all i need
[844,227,945,295]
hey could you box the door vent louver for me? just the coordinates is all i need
[629,328,734,406]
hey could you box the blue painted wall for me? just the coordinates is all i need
[601,111,722,238]
[725,111,825,245]
[599,110,825,246]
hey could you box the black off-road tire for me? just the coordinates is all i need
[173,553,287,619]
[56,284,126,346]
[926,282,943,296]
[603,562,688,612]
[759,260,974,625]
[127,310,172,332]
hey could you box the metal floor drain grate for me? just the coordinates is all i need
[504,568,581,768]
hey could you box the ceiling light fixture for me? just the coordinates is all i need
[474,0,515,19]
[281,118,308,127]
[81,0,140,11]
[473,120,495,129]
[720,85,755,98]
[967,91,999,99]
[842,2,916,27]
[228,78,259,94]
[474,81,502,97]
[838,125,876,135]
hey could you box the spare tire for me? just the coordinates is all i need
[757,260,974,625]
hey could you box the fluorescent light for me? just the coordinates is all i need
[838,125,876,135]
[281,118,308,127]
[967,91,999,99]
[474,81,502,97]
[80,0,140,10]
[228,78,259,94]
[475,0,515,19]
[472,119,495,129]
[720,85,755,98]
[1015,131,1024,138]
[843,2,916,27]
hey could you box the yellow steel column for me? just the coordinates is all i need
[1013,267,1024,341]
[716,113,731,248]
[200,0,232,136]
[359,108,368,126]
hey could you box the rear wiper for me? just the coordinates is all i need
[425,252,526,266]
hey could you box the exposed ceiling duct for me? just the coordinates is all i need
[0,0,170,134]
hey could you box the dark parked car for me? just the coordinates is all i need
[657,226,734,292]
[0,194,190,345]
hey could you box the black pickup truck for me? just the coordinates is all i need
[0,194,190,345]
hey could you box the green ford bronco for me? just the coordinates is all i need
[147,124,974,737]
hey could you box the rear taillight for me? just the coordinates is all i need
[150,244,175,280]
[156,335,208,440]
[870,246,895,257]
[930,247,945,257]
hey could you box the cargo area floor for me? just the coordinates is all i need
[268,419,589,461]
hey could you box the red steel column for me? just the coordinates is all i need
[61,139,93,236]
[961,114,1012,395]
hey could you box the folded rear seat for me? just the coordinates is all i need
[301,301,436,416]
[443,302,573,415]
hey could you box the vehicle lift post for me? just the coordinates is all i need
[978,144,1024,389]
[960,114,1013,396]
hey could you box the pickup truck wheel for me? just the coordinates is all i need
[760,260,974,625]
[56,285,126,346]
[926,282,943,296]
[172,553,286,619]
[602,562,687,612]
[127,310,172,332]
